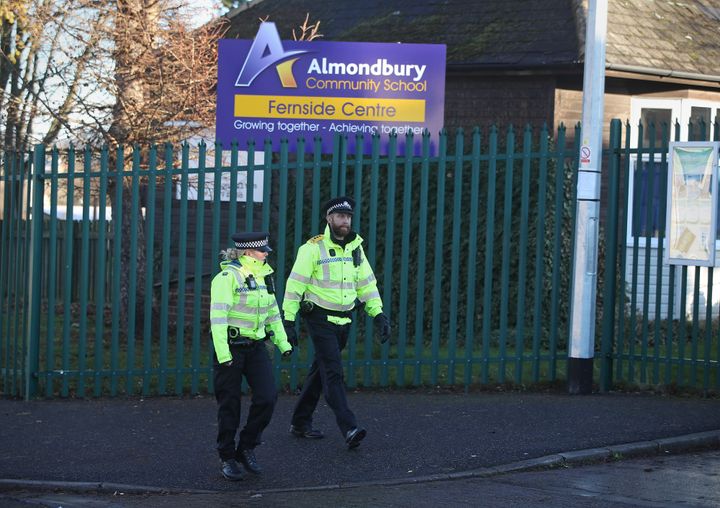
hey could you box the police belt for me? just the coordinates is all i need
[227,327,266,347]
[301,301,353,319]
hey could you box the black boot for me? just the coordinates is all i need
[290,424,325,439]
[345,427,366,450]
[220,459,244,481]
[238,448,263,474]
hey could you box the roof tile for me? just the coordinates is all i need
[226,0,720,76]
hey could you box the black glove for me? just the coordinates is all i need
[283,320,298,347]
[373,313,391,344]
[282,347,293,358]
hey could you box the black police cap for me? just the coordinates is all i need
[231,231,272,252]
[323,196,355,217]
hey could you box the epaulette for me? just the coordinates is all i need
[307,234,324,244]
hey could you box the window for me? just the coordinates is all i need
[628,98,720,244]
[631,156,667,238]
[630,99,680,149]
[689,106,712,141]
[640,108,672,147]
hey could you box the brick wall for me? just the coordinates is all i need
[444,74,557,132]
[554,87,631,146]
[165,288,211,329]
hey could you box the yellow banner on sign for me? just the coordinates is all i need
[234,94,425,122]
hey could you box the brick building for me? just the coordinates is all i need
[224,0,720,144]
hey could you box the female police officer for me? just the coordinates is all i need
[210,231,294,481]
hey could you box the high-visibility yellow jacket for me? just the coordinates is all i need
[210,255,291,363]
[283,225,383,325]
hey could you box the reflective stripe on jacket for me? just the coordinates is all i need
[210,255,290,363]
[283,225,383,324]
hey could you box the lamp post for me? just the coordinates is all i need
[568,0,608,394]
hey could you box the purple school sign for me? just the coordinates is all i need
[216,23,446,155]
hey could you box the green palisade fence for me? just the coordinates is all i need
[2,122,718,399]
[602,118,720,394]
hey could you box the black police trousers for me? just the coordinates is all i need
[213,341,277,461]
[291,311,358,436]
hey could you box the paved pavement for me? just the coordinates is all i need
[0,389,719,506]
[6,449,719,507]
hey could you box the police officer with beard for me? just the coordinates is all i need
[282,197,391,449]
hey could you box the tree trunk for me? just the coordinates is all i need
[108,171,147,338]
[108,0,161,335]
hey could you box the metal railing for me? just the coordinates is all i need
[2,124,586,398]
[601,118,720,393]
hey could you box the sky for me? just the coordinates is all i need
[188,0,226,28]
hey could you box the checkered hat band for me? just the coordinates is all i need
[235,238,268,249]
[327,201,352,214]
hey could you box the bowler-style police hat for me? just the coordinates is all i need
[323,196,355,217]
[231,231,272,252]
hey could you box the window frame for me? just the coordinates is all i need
[629,98,680,149]
[680,99,720,140]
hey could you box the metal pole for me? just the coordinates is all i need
[568,0,608,394]
[25,145,46,400]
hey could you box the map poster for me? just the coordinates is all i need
[665,141,719,266]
